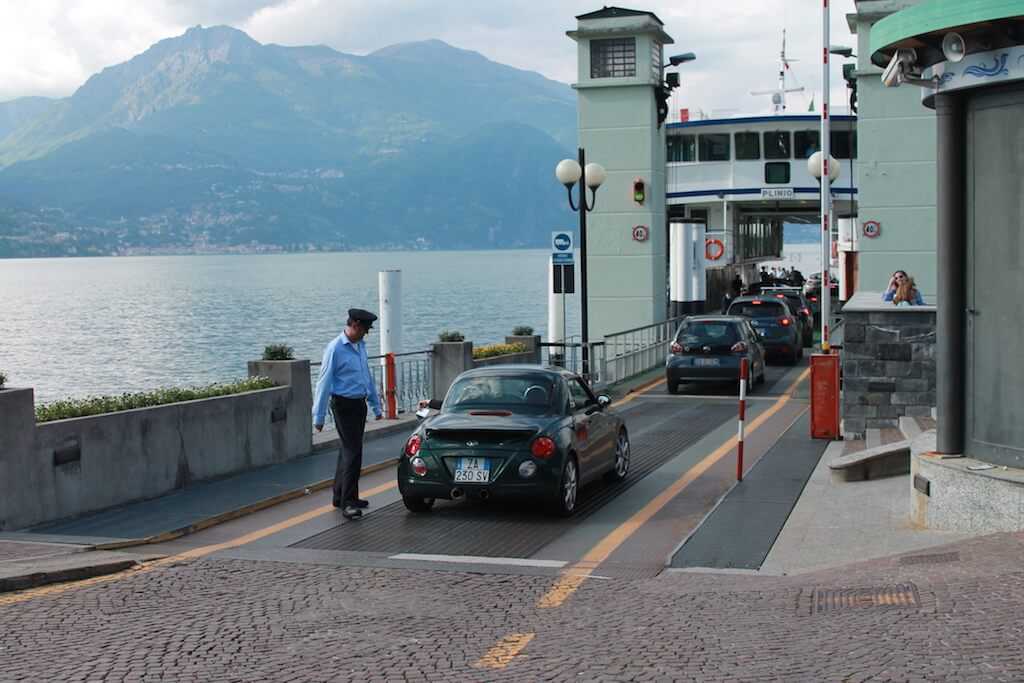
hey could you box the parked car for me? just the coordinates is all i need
[761,287,814,347]
[726,295,804,364]
[398,366,629,517]
[803,274,838,324]
[665,315,766,395]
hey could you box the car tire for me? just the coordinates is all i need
[605,430,630,483]
[551,456,579,517]
[667,380,679,395]
[402,495,435,513]
[757,366,767,385]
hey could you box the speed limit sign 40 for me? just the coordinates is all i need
[862,220,881,238]
[632,225,649,242]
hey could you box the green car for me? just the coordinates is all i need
[398,366,630,516]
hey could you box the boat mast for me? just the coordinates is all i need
[751,29,805,115]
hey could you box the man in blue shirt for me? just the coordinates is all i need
[313,308,383,519]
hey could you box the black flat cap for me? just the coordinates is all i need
[348,308,377,328]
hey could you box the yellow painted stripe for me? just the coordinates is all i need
[0,480,398,607]
[473,632,535,669]
[538,367,810,609]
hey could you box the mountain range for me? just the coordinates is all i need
[0,26,577,257]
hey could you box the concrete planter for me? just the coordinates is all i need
[505,335,542,364]
[0,362,313,531]
[431,341,473,401]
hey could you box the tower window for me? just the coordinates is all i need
[591,38,637,78]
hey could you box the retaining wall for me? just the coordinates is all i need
[840,291,936,439]
[0,360,311,531]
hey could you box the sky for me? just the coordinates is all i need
[0,0,859,116]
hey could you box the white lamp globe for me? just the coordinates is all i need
[807,151,841,182]
[584,162,607,189]
[555,159,582,187]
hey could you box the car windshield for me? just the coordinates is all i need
[730,301,787,318]
[445,374,556,414]
[676,321,740,345]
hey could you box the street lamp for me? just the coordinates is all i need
[555,150,606,378]
[808,151,840,351]
[666,52,697,67]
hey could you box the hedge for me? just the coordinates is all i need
[472,342,528,360]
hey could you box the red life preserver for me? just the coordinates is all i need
[705,238,725,261]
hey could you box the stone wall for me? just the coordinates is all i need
[840,291,936,439]
[0,360,312,531]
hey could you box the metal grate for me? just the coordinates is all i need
[810,584,920,614]
[899,551,960,566]
[293,405,735,557]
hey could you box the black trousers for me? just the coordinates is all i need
[330,395,367,506]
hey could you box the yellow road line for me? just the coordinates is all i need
[473,633,535,669]
[538,367,810,609]
[0,480,398,607]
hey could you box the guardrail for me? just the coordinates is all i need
[311,349,432,425]
[599,316,686,385]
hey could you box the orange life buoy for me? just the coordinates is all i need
[705,238,725,261]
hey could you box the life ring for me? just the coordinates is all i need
[705,238,725,261]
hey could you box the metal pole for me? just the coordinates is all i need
[935,93,965,455]
[578,147,590,378]
[547,254,566,367]
[820,0,832,352]
[737,357,748,481]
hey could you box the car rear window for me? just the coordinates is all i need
[675,321,740,345]
[729,300,787,318]
[445,374,556,413]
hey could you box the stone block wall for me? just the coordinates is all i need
[840,292,936,439]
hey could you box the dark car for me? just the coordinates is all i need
[761,288,814,347]
[665,316,766,395]
[398,366,629,517]
[726,295,804,364]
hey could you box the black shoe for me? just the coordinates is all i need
[332,498,341,508]
[353,498,370,509]
[341,506,362,520]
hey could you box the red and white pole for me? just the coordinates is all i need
[737,357,748,481]
[820,0,832,352]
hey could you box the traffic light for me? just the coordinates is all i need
[633,178,646,205]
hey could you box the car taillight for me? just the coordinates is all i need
[411,457,428,477]
[531,436,556,459]
[731,341,748,354]
[809,296,818,302]
[670,341,683,354]
[801,307,811,317]
[780,317,792,327]
[404,434,421,457]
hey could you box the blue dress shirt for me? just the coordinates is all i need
[312,330,382,426]
[882,288,925,305]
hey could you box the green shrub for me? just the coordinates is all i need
[0,370,6,389]
[35,377,277,423]
[262,344,294,360]
[472,342,527,360]
[438,330,465,342]
[512,326,534,336]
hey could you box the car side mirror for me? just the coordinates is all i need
[428,399,443,410]
[416,407,431,420]
[597,395,612,409]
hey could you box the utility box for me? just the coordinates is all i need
[810,353,840,439]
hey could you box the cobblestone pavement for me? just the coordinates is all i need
[2,529,1023,682]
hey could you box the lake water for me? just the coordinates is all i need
[2,244,819,404]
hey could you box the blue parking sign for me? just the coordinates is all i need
[552,231,574,264]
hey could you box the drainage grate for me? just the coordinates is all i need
[810,583,920,614]
[899,551,960,566]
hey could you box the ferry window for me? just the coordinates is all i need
[698,134,730,162]
[831,130,857,159]
[590,38,636,79]
[689,208,709,222]
[668,135,697,162]
[734,132,760,160]
[764,162,790,184]
[794,131,820,159]
[763,131,791,159]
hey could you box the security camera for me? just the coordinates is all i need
[882,48,917,87]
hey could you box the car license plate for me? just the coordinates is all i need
[454,457,490,483]
[695,358,720,367]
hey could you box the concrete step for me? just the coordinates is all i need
[829,440,911,482]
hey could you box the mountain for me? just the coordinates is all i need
[0,27,577,257]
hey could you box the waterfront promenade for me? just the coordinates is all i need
[1,362,1017,681]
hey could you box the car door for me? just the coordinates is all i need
[744,321,765,377]
[567,377,604,482]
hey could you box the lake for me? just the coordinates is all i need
[2,245,819,404]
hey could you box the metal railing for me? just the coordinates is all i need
[311,349,432,424]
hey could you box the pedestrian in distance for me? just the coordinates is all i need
[882,270,924,306]
[312,308,383,520]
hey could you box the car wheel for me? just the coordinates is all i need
[667,380,679,395]
[402,495,435,513]
[757,365,767,385]
[551,456,579,517]
[605,430,630,482]
[797,345,804,360]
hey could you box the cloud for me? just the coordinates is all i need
[0,0,858,115]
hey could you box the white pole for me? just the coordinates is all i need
[378,270,402,356]
[669,222,685,315]
[690,222,707,305]
[820,0,833,352]
[547,256,565,363]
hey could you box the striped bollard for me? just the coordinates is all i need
[737,358,748,482]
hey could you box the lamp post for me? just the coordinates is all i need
[555,150,606,379]
[808,150,840,351]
